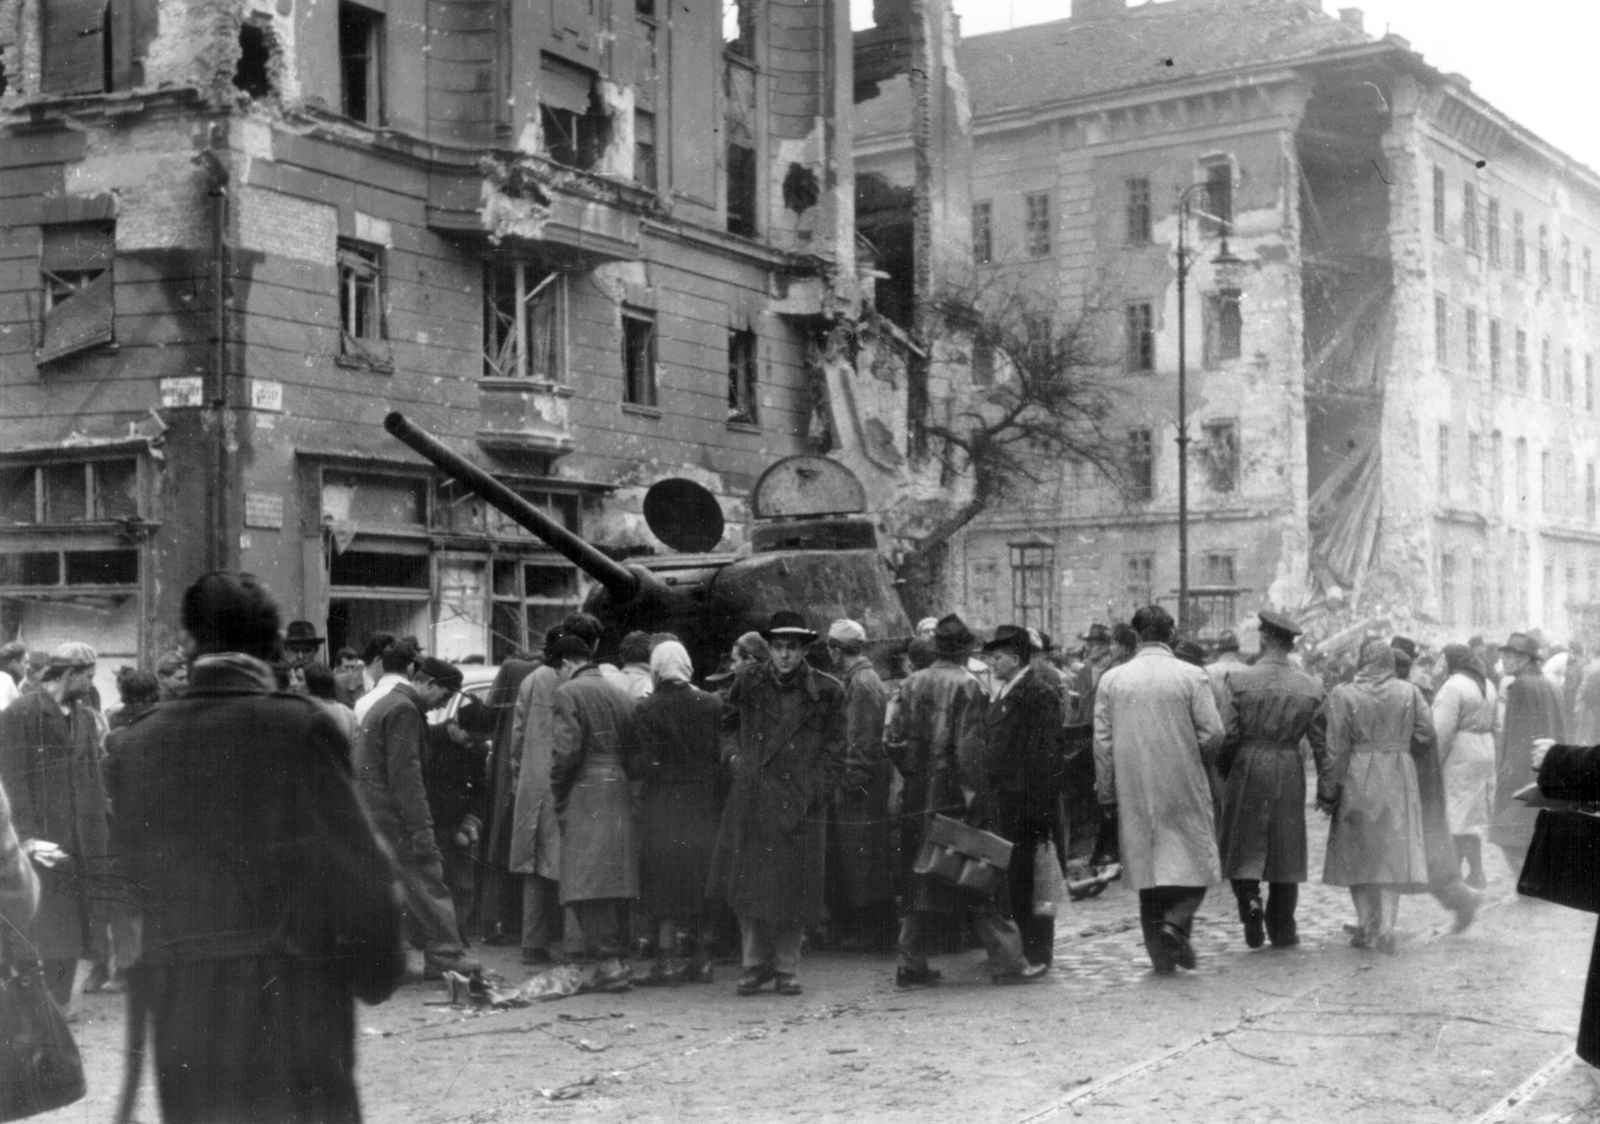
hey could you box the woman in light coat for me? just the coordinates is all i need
[1431,644,1498,889]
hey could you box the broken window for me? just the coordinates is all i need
[1125,177,1151,245]
[540,53,605,169]
[1203,161,1232,237]
[321,471,426,526]
[1465,308,1478,373]
[0,459,139,524]
[1123,553,1153,611]
[1487,199,1501,266]
[727,328,758,425]
[491,558,581,663]
[635,0,653,14]
[1516,329,1528,392]
[1126,428,1154,502]
[41,0,107,94]
[339,2,384,125]
[1010,543,1054,634]
[1440,552,1457,627]
[483,261,563,381]
[39,223,115,364]
[1125,302,1154,372]
[1437,424,1451,502]
[1203,288,1241,366]
[634,110,657,189]
[622,308,657,408]
[337,238,386,363]
[1201,420,1238,494]
[1432,166,1445,236]
[1462,184,1478,253]
[972,201,993,265]
[1024,193,1051,257]
[235,20,275,99]
[1514,212,1526,274]
[721,0,752,57]
[1489,318,1501,385]
[725,143,757,237]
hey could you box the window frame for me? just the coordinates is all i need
[1125,302,1154,373]
[1024,192,1051,258]
[725,142,758,238]
[38,221,116,364]
[337,237,388,366]
[1009,542,1055,635]
[972,200,993,265]
[1486,198,1501,266]
[1126,427,1154,502]
[482,261,565,383]
[1203,288,1242,367]
[726,326,759,426]
[1432,165,1446,236]
[338,1,384,126]
[1200,419,1239,494]
[621,307,658,409]
[1462,183,1478,253]
[1124,176,1151,245]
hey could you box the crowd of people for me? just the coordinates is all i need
[0,567,1584,1120]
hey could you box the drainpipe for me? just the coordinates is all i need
[199,134,232,571]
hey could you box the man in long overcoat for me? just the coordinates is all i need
[980,625,1066,967]
[1094,605,1224,973]
[886,615,1043,987]
[1216,610,1326,949]
[1492,631,1566,873]
[549,637,641,964]
[0,640,110,1009]
[479,651,538,945]
[1530,735,1600,1069]
[825,619,895,951]
[355,655,479,977]
[108,571,404,1123]
[707,611,845,997]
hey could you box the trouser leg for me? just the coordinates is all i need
[569,900,625,960]
[1009,820,1054,966]
[739,915,773,970]
[1375,887,1400,938]
[1349,884,1374,939]
[398,858,466,958]
[521,875,563,955]
[1161,886,1205,939]
[1138,889,1171,969]
[438,833,477,946]
[770,926,803,976]
[1264,882,1299,945]
[897,910,931,971]
[971,908,1030,976]
[1231,878,1262,919]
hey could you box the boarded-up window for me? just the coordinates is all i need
[321,471,426,526]
[39,223,114,364]
[41,0,107,95]
[483,262,563,380]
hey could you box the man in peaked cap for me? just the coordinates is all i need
[1492,631,1565,874]
[1215,610,1326,950]
[708,611,845,996]
[824,620,895,950]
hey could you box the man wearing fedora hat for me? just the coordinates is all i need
[707,611,845,996]
[1094,605,1225,974]
[1215,610,1326,950]
[1492,632,1566,874]
[886,614,1045,986]
[282,620,325,669]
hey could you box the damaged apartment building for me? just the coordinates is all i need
[855,0,1600,646]
[0,0,860,687]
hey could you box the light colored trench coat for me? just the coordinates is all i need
[1093,643,1225,890]
[508,665,562,878]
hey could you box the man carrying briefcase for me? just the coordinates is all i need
[884,614,1048,988]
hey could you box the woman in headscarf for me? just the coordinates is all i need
[1318,638,1457,952]
[1432,644,1498,889]
[630,641,723,982]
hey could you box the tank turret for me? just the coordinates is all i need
[384,413,912,676]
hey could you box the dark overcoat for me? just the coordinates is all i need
[0,688,110,961]
[632,680,723,919]
[107,654,405,1124]
[830,655,895,909]
[884,661,986,914]
[549,665,640,903]
[1216,652,1326,883]
[706,660,845,927]
[1533,741,1600,1068]
[1493,668,1566,851]
[482,658,537,872]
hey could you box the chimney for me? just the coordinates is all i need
[1073,0,1127,21]
[1337,7,1364,33]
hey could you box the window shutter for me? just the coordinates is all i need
[42,224,114,272]
[41,0,108,95]
[539,53,594,113]
[39,270,114,363]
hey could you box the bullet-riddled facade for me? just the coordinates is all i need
[0,0,857,691]
[855,0,1600,648]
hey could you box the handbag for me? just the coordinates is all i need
[912,814,1013,901]
[1517,809,1600,913]
[0,936,86,1122]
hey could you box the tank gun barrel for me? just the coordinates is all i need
[383,411,641,604]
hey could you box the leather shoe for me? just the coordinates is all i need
[423,953,482,979]
[895,965,942,988]
[1161,925,1196,970]
[1241,898,1265,949]
[736,967,773,996]
[992,962,1048,985]
[774,973,802,996]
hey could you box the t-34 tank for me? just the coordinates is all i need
[384,412,912,674]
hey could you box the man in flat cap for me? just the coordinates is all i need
[1492,632,1566,875]
[1215,610,1326,949]
[0,641,110,1010]
[1094,605,1225,974]
[825,619,895,950]
[355,653,481,977]
[708,611,845,996]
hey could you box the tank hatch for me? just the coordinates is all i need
[750,456,866,518]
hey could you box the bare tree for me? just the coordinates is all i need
[894,283,1126,615]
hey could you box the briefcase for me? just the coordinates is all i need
[912,814,1013,901]
[1517,809,1600,914]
